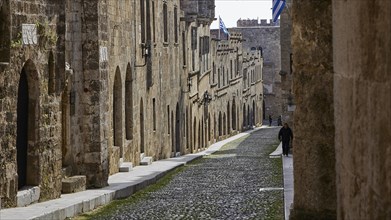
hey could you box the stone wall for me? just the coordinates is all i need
[333,0,391,219]
[0,0,65,207]
[279,0,294,127]
[290,0,336,219]
[230,26,282,120]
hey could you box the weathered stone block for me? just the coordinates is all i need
[140,157,153,166]
[16,186,40,207]
[109,146,120,175]
[61,176,86,194]
[119,162,133,172]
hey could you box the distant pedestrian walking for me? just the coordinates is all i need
[278,123,293,156]
[277,116,282,126]
[269,115,272,126]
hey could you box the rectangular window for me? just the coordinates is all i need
[146,0,151,41]
[140,0,145,43]
[152,1,156,43]
[182,32,186,66]
[191,27,197,50]
[163,3,168,43]
[230,60,233,80]
[153,98,156,131]
[174,6,178,43]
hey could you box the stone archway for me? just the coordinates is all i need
[125,63,133,140]
[218,112,222,137]
[140,99,145,154]
[227,102,230,134]
[175,104,180,153]
[193,118,196,153]
[252,100,256,126]
[17,60,40,189]
[113,67,123,156]
[232,99,236,130]
[243,104,246,129]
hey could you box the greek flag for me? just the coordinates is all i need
[219,16,230,36]
[272,0,285,22]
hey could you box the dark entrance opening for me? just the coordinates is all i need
[17,69,28,189]
[140,99,145,154]
[175,104,180,153]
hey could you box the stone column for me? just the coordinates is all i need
[290,0,336,219]
[78,0,109,188]
[333,1,391,219]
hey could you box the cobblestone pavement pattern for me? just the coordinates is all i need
[98,128,283,220]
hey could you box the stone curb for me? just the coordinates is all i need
[0,127,263,220]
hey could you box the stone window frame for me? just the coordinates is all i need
[163,2,168,43]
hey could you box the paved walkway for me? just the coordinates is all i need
[0,126,294,220]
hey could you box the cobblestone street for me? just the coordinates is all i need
[86,127,283,220]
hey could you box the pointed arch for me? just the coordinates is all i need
[218,112,222,137]
[17,60,40,189]
[175,103,180,153]
[113,67,123,155]
[227,101,230,134]
[125,63,133,140]
[232,99,237,130]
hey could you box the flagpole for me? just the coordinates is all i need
[218,16,221,40]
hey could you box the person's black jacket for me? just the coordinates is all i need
[278,127,293,143]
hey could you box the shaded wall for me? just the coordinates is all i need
[290,0,336,219]
[333,0,391,219]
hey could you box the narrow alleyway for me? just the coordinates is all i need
[85,127,283,220]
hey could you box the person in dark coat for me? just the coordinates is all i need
[269,115,272,126]
[278,123,293,156]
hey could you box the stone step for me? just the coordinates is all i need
[62,175,86,194]
[17,186,40,207]
[119,162,133,172]
[140,156,153,166]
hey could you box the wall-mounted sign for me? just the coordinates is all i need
[22,24,37,45]
[100,47,108,62]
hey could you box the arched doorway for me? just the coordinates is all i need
[201,118,204,149]
[175,104,180,153]
[232,99,236,130]
[243,105,246,129]
[218,112,222,137]
[171,111,174,155]
[223,113,226,135]
[214,113,216,140]
[252,101,256,126]
[193,118,196,153]
[140,99,145,154]
[125,63,133,140]
[113,67,123,156]
[247,105,250,128]
[17,60,40,189]
[208,113,211,142]
[227,102,230,134]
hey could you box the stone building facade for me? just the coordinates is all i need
[231,19,282,122]
[0,0,66,207]
[279,0,294,127]
[290,0,391,219]
[0,0,264,208]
